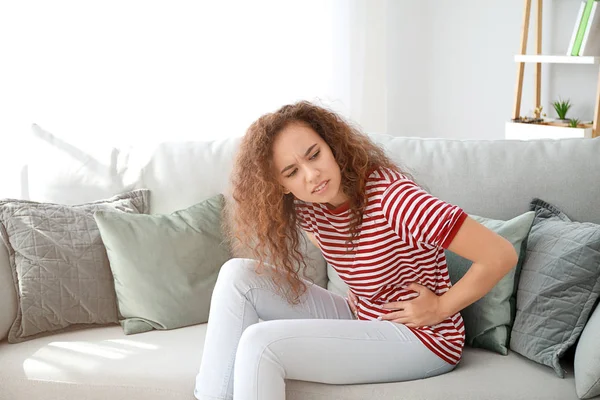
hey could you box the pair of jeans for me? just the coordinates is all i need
[194,258,455,400]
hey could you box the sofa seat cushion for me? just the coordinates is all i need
[0,324,592,400]
[0,325,203,400]
[287,351,586,400]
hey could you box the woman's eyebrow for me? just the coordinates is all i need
[280,143,318,174]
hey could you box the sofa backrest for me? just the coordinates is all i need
[369,134,600,224]
[1,127,599,341]
[20,126,600,223]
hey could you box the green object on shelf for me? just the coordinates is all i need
[552,98,572,120]
[572,0,597,56]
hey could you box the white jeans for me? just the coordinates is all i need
[194,258,455,400]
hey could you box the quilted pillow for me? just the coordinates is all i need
[510,199,600,378]
[0,190,150,343]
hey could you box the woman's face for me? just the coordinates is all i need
[272,123,348,207]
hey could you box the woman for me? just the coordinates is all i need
[194,101,517,400]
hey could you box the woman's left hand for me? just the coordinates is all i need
[379,283,445,328]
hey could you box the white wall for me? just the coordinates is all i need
[1,0,596,145]
[0,1,344,199]
[0,1,343,145]
[385,0,598,139]
[335,0,389,134]
[427,0,525,140]
[386,1,431,136]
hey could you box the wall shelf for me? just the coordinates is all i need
[510,0,599,138]
[506,121,593,140]
[514,55,600,65]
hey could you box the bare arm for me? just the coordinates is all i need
[382,216,518,327]
[438,216,518,318]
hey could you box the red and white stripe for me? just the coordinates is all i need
[295,167,467,365]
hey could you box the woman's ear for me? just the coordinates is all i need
[282,187,291,195]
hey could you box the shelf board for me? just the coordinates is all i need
[505,121,593,140]
[514,55,599,64]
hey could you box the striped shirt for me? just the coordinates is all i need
[294,167,467,365]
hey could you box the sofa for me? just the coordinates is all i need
[0,125,599,400]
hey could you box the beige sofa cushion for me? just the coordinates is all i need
[0,324,585,400]
[0,325,202,400]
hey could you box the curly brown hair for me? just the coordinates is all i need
[229,100,405,304]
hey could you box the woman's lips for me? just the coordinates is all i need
[312,180,329,194]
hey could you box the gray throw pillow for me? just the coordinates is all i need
[510,199,600,378]
[445,211,535,355]
[94,194,232,334]
[0,190,150,343]
[575,303,600,399]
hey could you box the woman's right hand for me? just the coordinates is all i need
[347,289,358,318]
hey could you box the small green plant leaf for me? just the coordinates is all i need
[552,98,572,120]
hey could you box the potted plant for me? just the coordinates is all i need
[506,105,593,139]
[552,98,572,123]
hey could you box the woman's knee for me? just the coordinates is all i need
[216,258,256,284]
[214,258,271,296]
[235,322,280,367]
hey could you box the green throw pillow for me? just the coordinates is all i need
[94,194,232,335]
[445,211,535,355]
